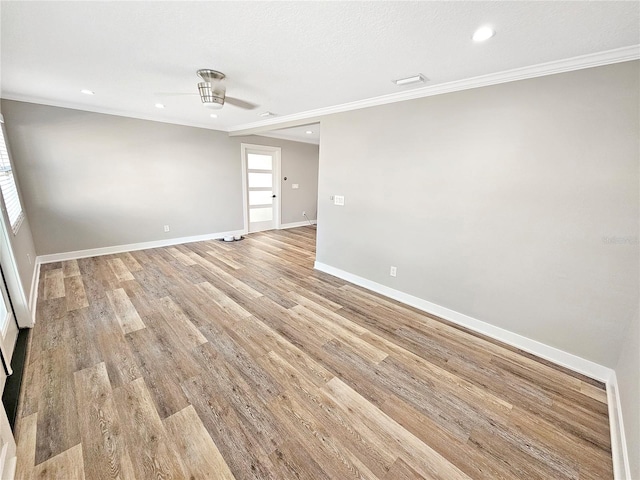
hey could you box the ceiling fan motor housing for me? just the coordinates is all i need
[197,69,226,107]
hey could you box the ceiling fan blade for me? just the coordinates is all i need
[225,96,258,110]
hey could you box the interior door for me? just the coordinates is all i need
[242,145,281,233]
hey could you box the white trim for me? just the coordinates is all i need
[0,94,228,133]
[607,373,631,480]
[240,143,282,234]
[274,151,282,230]
[241,145,249,234]
[313,261,613,382]
[228,45,640,135]
[28,259,40,326]
[279,220,317,229]
[36,229,245,264]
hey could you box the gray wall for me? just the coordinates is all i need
[240,135,319,225]
[616,309,639,479]
[6,216,37,303]
[1,100,318,255]
[316,60,639,368]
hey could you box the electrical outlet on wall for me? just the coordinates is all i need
[302,211,306,216]
[164,225,170,233]
[390,266,397,277]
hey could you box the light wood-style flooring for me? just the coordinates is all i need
[15,226,612,479]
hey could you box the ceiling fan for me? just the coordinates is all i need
[158,69,258,110]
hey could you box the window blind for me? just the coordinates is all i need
[0,125,24,234]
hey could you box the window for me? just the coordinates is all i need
[0,121,24,234]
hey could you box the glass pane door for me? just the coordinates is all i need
[246,152,276,232]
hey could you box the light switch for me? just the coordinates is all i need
[292,183,299,189]
[334,195,345,206]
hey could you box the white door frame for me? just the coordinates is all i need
[241,143,281,233]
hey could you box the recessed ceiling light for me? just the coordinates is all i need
[259,111,275,117]
[210,113,218,118]
[80,89,94,95]
[393,74,427,86]
[305,131,313,134]
[472,26,495,42]
[155,103,165,109]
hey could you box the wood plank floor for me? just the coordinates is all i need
[15,226,613,479]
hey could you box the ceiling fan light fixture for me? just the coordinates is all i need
[197,82,225,108]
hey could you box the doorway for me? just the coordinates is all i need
[241,144,281,233]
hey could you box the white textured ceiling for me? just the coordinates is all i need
[1,1,639,140]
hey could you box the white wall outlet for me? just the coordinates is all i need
[334,195,345,206]
[390,266,397,277]
[330,195,334,201]
[302,211,306,216]
[164,225,170,232]
[27,253,32,265]
[292,183,299,189]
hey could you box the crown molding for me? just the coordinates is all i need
[3,45,638,138]
[0,94,227,133]
[228,44,640,135]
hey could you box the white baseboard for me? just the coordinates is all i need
[280,220,317,229]
[36,229,246,264]
[314,261,612,382]
[607,373,631,480]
